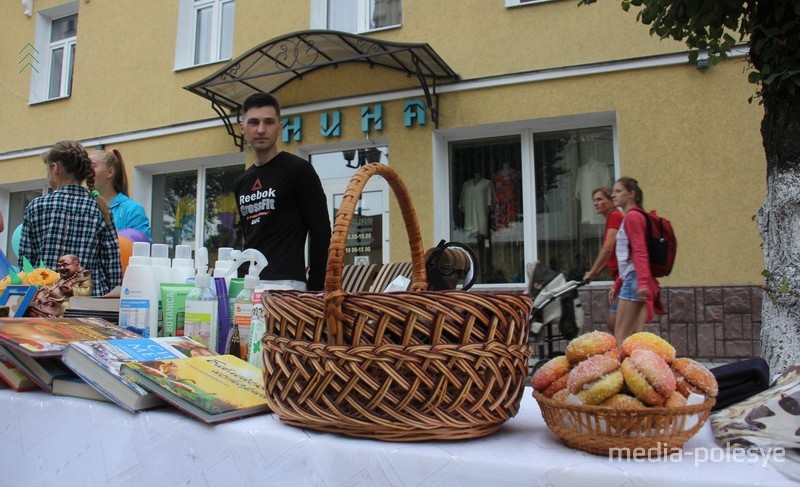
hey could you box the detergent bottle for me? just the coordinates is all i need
[183,247,217,349]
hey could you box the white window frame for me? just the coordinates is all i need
[505,0,557,7]
[29,2,79,104]
[175,0,235,71]
[310,0,402,33]
[432,111,618,291]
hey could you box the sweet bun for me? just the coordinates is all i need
[621,332,676,363]
[551,388,571,402]
[565,331,619,365]
[567,354,624,405]
[672,357,719,398]
[532,356,570,398]
[600,393,645,409]
[665,391,688,408]
[621,349,677,406]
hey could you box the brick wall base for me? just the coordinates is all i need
[530,285,763,364]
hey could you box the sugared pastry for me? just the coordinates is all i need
[671,357,719,398]
[600,393,646,409]
[621,332,676,363]
[567,354,624,405]
[551,388,571,402]
[621,349,677,406]
[665,391,688,408]
[532,355,570,398]
[565,331,619,365]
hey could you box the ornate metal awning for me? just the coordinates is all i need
[185,30,459,149]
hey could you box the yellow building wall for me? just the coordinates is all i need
[0,1,766,288]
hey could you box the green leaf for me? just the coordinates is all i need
[762,269,772,278]
[9,272,21,285]
[748,71,761,84]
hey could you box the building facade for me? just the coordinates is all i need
[0,0,765,360]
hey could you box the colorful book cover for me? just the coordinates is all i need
[0,317,140,357]
[120,354,269,424]
[62,336,216,412]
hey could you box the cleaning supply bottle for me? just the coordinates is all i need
[212,247,236,288]
[150,243,173,337]
[225,249,268,361]
[171,244,195,284]
[184,247,217,350]
[119,241,159,338]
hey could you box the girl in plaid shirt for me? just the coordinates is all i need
[19,141,122,296]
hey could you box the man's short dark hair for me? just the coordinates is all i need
[241,92,281,117]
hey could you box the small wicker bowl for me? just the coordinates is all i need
[533,391,715,457]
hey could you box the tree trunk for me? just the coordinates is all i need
[757,86,800,375]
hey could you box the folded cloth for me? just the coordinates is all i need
[711,358,771,410]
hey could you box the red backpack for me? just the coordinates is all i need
[631,208,677,278]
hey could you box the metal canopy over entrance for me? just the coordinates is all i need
[184,30,459,149]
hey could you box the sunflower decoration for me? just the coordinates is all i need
[23,267,60,287]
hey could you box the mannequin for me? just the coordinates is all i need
[459,171,495,280]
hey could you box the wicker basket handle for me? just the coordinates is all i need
[324,163,428,345]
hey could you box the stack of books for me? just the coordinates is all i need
[64,296,120,324]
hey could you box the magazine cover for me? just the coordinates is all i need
[121,354,268,423]
[0,317,140,357]
[62,336,216,412]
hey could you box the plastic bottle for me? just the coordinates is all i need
[150,243,174,337]
[119,241,159,338]
[212,247,236,289]
[225,249,268,361]
[171,244,195,284]
[184,247,218,350]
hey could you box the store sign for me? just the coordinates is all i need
[282,99,428,142]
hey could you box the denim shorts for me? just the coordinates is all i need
[619,270,643,302]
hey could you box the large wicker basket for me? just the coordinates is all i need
[534,391,715,456]
[261,163,534,441]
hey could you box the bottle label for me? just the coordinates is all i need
[184,300,218,349]
[119,299,151,337]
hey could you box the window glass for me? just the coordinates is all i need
[50,14,77,42]
[194,6,213,65]
[152,171,198,254]
[220,1,235,60]
[533,126,615,280]
[48,47,64,99]
[6,190,45,265]
[327,0,358,32]
[449,136,525,285]
[370,0,401,30]
[203,165,244,264]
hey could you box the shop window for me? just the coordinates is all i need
[310,0,401,33]
[447,125,615,286]
[29,3,78,103]
[175,0,235,70]
[151,164,243,265]
[5,189,47,265]
[534,127,615,281]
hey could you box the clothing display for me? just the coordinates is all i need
[18,184,122,296]
[233,152,331,291]
[492,166,520,229]
[173,195,196,244]
[109,193,152,242]
[459,177,495,237]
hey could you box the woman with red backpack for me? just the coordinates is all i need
[609,177,664,345]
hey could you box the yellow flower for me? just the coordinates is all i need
[0,272,26,294]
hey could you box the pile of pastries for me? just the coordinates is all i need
[532,331,719,408]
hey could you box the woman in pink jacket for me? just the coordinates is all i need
[609,177,664,345]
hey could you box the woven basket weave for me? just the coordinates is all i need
[261,163,533,441]
[534,391,715,456]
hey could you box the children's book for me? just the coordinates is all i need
[120,354,269,424]
[0,358,37,391]
[0,317,140,358]
[0,343,73,392]
[62,336,217,412]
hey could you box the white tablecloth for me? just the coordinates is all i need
[0,388,793,486]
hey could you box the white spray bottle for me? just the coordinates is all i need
[183,247,218,350]
[171,244,195,284]
[119,241,159,337]
[224,249,268,360]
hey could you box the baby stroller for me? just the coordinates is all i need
[526,261,587,375]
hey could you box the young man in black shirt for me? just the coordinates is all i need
[233,93,331,291]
